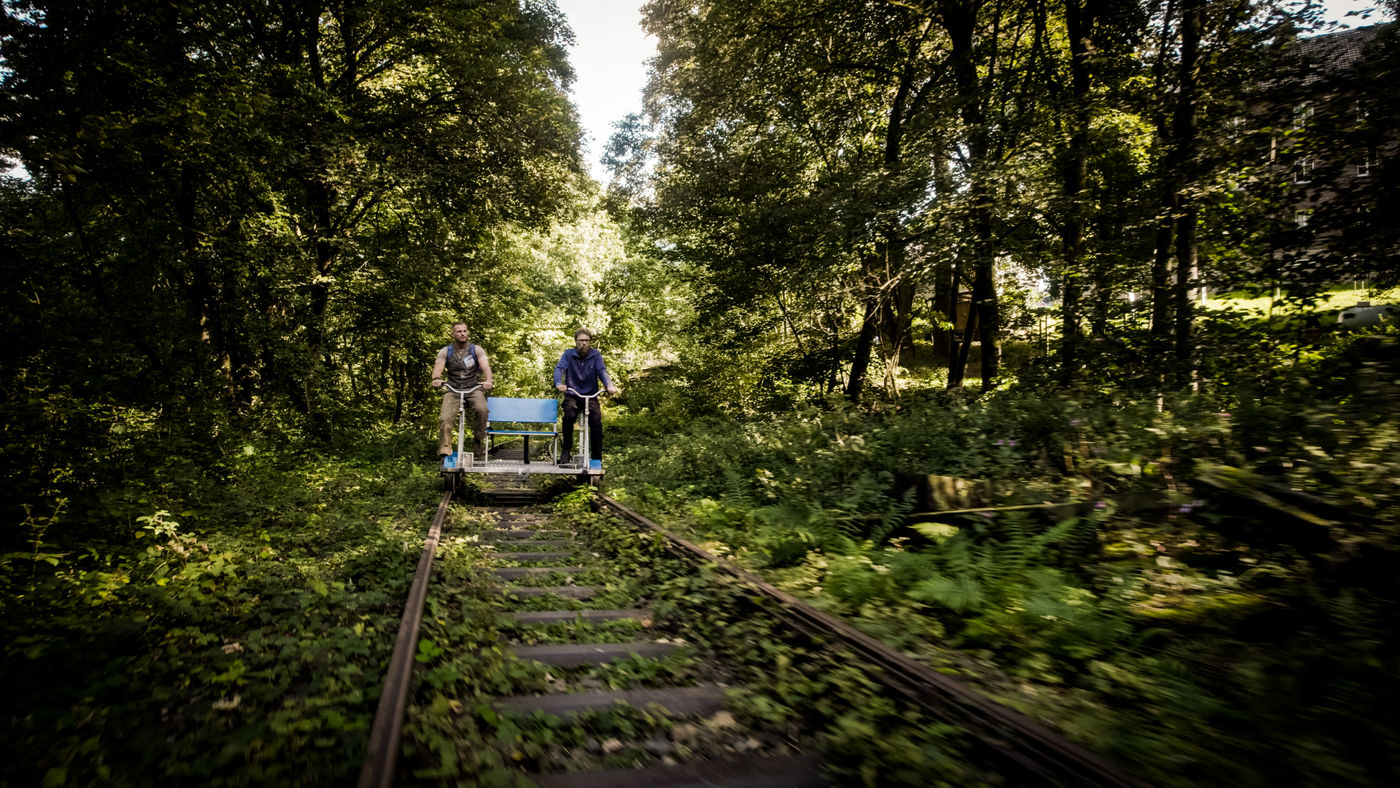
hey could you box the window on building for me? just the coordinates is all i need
[1354,150,1372,177]
[1293,156,1314,184]
[1353,99,1370,124]
[1293,102,1313,131]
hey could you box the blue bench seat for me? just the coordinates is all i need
[485,397,559,463]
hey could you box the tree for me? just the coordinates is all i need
[633,0,1074,401]
[0,0,586,436]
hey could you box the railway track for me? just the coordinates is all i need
[359,479,1147,787]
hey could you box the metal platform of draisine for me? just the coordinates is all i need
[445,450,603,477]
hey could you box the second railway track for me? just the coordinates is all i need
[360,478,1146,787]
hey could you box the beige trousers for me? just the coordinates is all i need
[439,388,489,457]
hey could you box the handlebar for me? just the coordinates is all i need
[565,388,602,399]
[444,383,483,395]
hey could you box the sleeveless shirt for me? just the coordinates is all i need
[443,343,480,387]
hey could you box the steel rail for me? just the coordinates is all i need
[594,492,1149,788]
[358,490,453,788]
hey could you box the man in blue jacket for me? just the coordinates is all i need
[554,329,618,464]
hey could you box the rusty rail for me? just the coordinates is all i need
[358,490,453,788]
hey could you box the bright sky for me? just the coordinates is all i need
[554,0,656,181]
[554,0,1394,182]
[1326,0,1393,25]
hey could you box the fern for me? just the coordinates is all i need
[972,540,1006,588]
[903,512,1105,627]
[938,534,975,579]
[909,574,986,613]
[754,498,855,554]
[719,464,750,508]
[868,486,915,546]
[826,555,896,607]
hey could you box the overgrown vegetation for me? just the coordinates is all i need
[398,492,986,786]
[1,431,439,786]
[605,318,1400,786]
[4,0,1399,785]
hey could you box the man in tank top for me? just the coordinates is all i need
[431,321,494,460]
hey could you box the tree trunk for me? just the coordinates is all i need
[1149,203,1176,352]
[1171,0,1202,386]
[1148,0,1177,361]
[940,2,999,388]
[930,273,953,361]
[972,224,999,388]
[221,220,257,412]
[845,295,879,403]
[931,155,957,362]
[865,32,926,398]
[876,237,913,373]
[1174,203,1198,385]
[826,311,842,394]
[881,274,916,362]
[1059,0,1094,382]
[948,286,979,388]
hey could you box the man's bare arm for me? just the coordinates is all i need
[477,347,494,390]
[431,349,447,387]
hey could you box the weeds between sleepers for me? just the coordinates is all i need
[392,488,998,786]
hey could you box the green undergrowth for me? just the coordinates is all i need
[600,348,1400,786]
[574,494,992,786]
[645,564,986,786]
[1,440,444,786]
[400,489,991,786]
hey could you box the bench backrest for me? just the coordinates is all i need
[486,397,557,425]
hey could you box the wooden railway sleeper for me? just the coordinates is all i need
[471,490,828,787]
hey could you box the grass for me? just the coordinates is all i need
[1203,283,1399,317]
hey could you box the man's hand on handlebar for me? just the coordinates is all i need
[606,386,619,396]
[432,378,444,389]
[483,381,494,392]
[562,386,617,397]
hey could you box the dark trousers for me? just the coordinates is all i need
[561,394,603,460]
